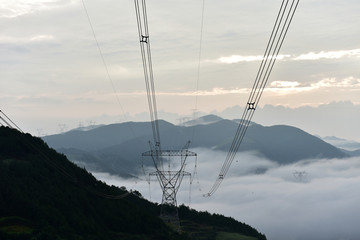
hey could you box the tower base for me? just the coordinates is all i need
[160,204,180,231]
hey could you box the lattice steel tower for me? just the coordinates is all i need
[135,0,197,230]
[142,141,197,230]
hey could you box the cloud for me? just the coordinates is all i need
[164,88,249,96]
[217,48,360,64]
[136,77,360,97]
[270,81,301,88]
[218,54,291,64]
[114,88,249,97]
[0,35,55,44]
[191,154,360,240]
[311,77,360,89]
[218,55,263,63]
[91,149,360,240]
[29,34,55,42]
[265,77,360,95]
[294,48,360,60]
[0,0,76,18]
[3,0,359,144]
[53,76,359,100]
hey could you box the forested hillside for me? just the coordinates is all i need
[0,126,266,240]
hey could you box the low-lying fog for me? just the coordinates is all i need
[92,148,360,240]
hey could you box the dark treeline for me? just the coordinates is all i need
[0,126,266,240]
[179,205,266,240]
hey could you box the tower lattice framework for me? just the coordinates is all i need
[142,141,197,230]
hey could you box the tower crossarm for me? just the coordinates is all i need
[142,149,197,157]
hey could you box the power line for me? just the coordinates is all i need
[0,110,24,133]
[135,1,199,230]
[81,0,136,135]
[191,0,206,142]
[134,0,161,151]
[0,111,131,200]
[204,0,300,197]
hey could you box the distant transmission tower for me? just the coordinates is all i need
[293,171,308,182]
[142,141,196,230]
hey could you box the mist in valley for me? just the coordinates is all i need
[92,149,360,240]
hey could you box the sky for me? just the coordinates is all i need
[1,0,359,138]
[93,150,360,240]
[1,1,360,239]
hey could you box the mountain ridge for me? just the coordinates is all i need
[42,115,350,177]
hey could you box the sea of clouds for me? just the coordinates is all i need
[92,148,360,240]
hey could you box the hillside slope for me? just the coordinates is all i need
[0,126,266,240]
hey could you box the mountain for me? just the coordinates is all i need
[0,126,266,240]
[239,124,347,164]
[183,114,224,126]
[42,116,348,177]
[216,101,360,143]
[43,120,178,152]
[321,136,360,151]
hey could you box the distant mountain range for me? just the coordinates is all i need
[43,115,358,177]
[321,136,360,151]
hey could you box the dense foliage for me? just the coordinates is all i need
[0,126,266,240]
[179,205,266,240]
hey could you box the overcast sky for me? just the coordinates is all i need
[1,0,359,136]
[1,1,359,239]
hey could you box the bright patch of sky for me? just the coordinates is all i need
[294,48,360,60]
[217,48,360,63]
[266,77,360,95]
[0,0,76,18]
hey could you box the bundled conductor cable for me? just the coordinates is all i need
[205,0,300,197]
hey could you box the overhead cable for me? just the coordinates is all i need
[134,0,162,171]
[0,110,24,133]
[191,0,206,142]
[81,0,136,136]
[0,111,131,200]
[204,0,300,197]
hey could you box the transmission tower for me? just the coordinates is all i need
[142,141,196,230]
[135,0,197,230]
[293,171,308,182]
